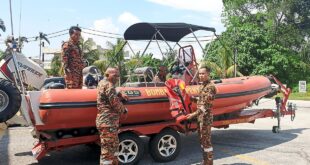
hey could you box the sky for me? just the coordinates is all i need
[0,0,225,61]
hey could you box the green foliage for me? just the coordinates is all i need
[49,54,62,76]
[0,50,4,60]
[288,92,310,100]
[207,0,310,87]
[125,52,161,72]
[162,49,177,68]
[292,81,310,93]
[104,39,126,67]
[103,39,127,83]
[93,60,108,74]
[80,38,100,65]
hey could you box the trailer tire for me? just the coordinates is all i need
[272,126,280,133]
[149,128,181,162]
[0,79,21,123]
[118,132,144,165]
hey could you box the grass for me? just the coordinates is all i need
[287,92,310,101]
[274,92,310,101]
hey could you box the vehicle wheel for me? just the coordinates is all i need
[272,126,280,133]
[0,78,21,122]
[118,132,144,165]
[149,128,181,162]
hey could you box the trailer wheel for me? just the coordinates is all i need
[149,128,181,162]
[118,132,144,165]
[272,126,280,133]
[0,79,21,122]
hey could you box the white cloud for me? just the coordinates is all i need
[147,0,225,34]
[82,13,141,56]
[118,12,141,26]
[82,18,120,49]
[147,0,223,13]
[93,18,119,34]
[210,15,225,33]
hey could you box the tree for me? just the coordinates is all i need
[49,54,62,76]
[0,50,4,60]
[161,49,177,73]
[80,38,100,65]
[222,0,310,62]
[48,38,102,77]
[124,51,161,72]
[206,0,310,86]
[103,39,127,83]
[104,39,126,67]
[93,60,108,74]
[204,44,243,78]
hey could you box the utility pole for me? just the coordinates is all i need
[39,32,42,61]
[38,32,49,62]
[42,41,45,62]
[9,0,14,36]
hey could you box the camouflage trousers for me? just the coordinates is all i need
[97,126,119,165]
[64,70,83,89]
[197,121,213,165]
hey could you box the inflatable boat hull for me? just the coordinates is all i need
[38,76,271,130]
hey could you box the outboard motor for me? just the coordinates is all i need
[83,65,102,88]
[43,82,65,89]
[134,67,154,82]
[42,77,66,89]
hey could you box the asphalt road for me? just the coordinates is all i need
[0,99,310,165]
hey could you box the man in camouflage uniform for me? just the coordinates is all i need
[96,67,128,165]
[61,26,84,89]
[186,65,217,165]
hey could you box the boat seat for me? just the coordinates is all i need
[213,79,222,84]
[43,82,65,89]
[124,82,165,87]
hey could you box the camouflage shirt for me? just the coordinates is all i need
[191,80,216,124]
[61,40,84,74]
[96,79,126,127]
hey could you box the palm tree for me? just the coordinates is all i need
[93,60,108,74]
[80,38,100,65]
[104,38,126,68]
[162,49,177,69]
[0,18,6,34]
[203,47,243,78]
[124,58,140,73]
[103,39,127,83]
[49,54,63,76]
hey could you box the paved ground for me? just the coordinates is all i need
[0,99,310,165]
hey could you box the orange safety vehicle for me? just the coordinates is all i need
[0,23,296,164]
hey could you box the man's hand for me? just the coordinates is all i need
[186,113,196,120]
[176,115,187,123]
[65,68,71,73]
[122,94,129,102]
[190,96,198,102]
[117,92,129,103]
[123,108,128,114]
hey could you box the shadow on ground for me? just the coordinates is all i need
[173,128,307,165]
[14,128,306,165]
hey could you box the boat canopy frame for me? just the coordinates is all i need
[123,22,216,59]
[106,22,217,85]
[124,22,216,42]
